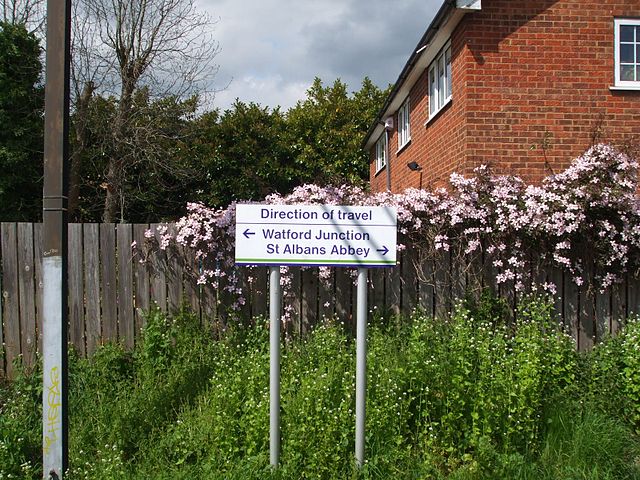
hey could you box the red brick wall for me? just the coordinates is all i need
[370,0,640,192]
[370,24,469,192]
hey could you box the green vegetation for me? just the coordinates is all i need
[0,22,43,221]
[2,296,640,479]
[68,77,389,223]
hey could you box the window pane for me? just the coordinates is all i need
[399,105,407,145]
[400,102,410,145]
[406,103,410,139]
[621,44,635,63]
[445,48,452,98]
[621,25,634,42]
[621,64,635,81]
[637,65,640,81]
[637,44,640,62]
[376,135,386,169]
[429,68,436,114]
[438,55,445,106]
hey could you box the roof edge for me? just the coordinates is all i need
[362,0,476,151]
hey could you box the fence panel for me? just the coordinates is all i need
[236,268,252,321]
[133,224,151,331]
[182,248,201,318]
[100,223,118,343]
[0,226,4,378]
[68,223,85,356]
[579,263,595,351]
[387,261,402,318]
[564,271,580,344]
[150,224,167,312]
[17,223,36,368]
[117,224,135,349]
[402,249,419,315]
[34,223,43,354]
[418,256,434,317]
[549,268,564,326]
[83,223,101,355]
[1,223,19,377]
[166,224,183,313]
[4,221,640,378]
[318,268,335,321]
[370,267,385,317]
[628,273,640,317]
[335,268,352,329]
[250,267,268,320]
[434,250,450,319]
[288,268,302,335]
[300,268,318,335]
[611,279,625,336]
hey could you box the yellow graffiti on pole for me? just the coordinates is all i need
[43,366,61,455]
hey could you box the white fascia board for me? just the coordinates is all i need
[456,0,481,10]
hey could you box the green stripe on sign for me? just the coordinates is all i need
[236,258,396,265]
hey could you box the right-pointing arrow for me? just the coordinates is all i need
[377,246,389,255]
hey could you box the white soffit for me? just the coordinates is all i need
[456,0,481,10]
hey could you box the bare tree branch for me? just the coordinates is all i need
[0,0,45,34]
[70,0,220,221]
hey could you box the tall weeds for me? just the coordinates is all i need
[1,297,639,479]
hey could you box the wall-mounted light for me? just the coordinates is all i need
[407,161,423,188]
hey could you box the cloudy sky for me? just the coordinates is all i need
[198,0,443,111]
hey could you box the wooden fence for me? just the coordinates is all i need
[1,222,640,378]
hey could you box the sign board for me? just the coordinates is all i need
[235,204,397,267]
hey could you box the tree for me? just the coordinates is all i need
[70,0,220,222]
[0,22,43,220]
[0,0,45,34]
[70,89,206,222]
[285,77,390,186]
[190,79,389,209]
[191,101,296,208]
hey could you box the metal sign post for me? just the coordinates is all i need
[42,0,71,477]
[235,204,397,468]
[355,267,368,467]
[269,266,281,466]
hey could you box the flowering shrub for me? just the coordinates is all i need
[137,144,640,321]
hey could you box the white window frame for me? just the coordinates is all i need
[428,42,453,120]
[614,18,640,89]
[375,134,387,173]
[397,99,411,151]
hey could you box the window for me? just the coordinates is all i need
[428,42,452,118]
[397,99,411,150]
[375,134,387,173]
[614,18,640,88]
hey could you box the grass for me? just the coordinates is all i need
[1,295,640,479]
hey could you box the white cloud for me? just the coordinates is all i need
[213,74,310,111]
[198,0,443,110]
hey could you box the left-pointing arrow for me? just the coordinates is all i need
[243,229,256,239]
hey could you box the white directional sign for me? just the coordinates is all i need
[235,204,397,267]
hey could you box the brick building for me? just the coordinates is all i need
[364,0,640,192]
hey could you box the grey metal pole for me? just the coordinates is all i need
[269,266,281,467]
[42,0,71,477]
[355,267,368,467]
